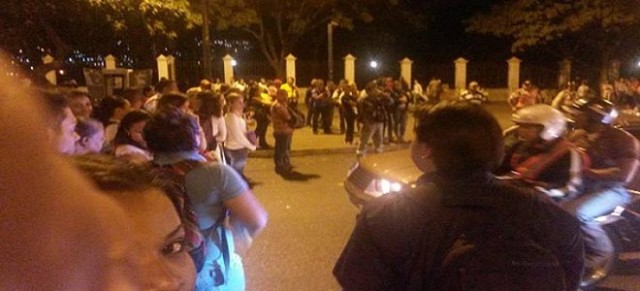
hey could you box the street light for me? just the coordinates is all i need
[231,59,237,67]
[370,61,379,69]
[327,21,338,82]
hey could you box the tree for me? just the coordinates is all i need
[0,0,198,83]
[466,0,640,82]
[205,0,424,78]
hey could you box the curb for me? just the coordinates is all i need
[248,143,411,158]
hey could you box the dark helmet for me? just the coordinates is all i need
[563,98,618,124]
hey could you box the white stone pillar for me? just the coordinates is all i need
[400,57,413,86]
[558,59,571,89]
[167,55,176,80]
[105,54,117,70]
[285,54,297,81]
[344,54,356,85]
[454,57,468,91]
[223,54,234,84]
[41,54,56,85]
[507,57,522,92]
[157,54,169,80]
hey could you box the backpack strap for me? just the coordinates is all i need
[153,160,211,272]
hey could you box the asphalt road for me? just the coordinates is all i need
[243,153,359,290]
[240,103,640,291]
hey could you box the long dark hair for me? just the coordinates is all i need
[113,110,151,149]
[157,92,189,113]
[95,96,128,126]
[197,91,223,119]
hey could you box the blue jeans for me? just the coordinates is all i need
[357,122,384,155]
[561,185,631,268]
[225,148,249,177]
[394,107,408,141]
[273,132,292,172]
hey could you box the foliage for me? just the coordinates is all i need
[466,0,640,81]
[466,0,640,53]
[204,0,425,77]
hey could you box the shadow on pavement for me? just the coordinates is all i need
[278,170,321,181]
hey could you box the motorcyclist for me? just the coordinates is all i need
[563,97,640,284]
[508,80,536,112]
[459,81,488,105]
[498,104,584,200]
[551,81,577,111]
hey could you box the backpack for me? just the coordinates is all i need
[287,105,306,129]
[153,160,230,275]
[370,96,387,122]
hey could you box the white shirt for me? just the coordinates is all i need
[114,144,153,162]
[209,116,227,143]
[224,112,256,151]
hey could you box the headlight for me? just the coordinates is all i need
[374,178,403,195]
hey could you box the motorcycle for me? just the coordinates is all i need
[502,125,640,288]
[459,89,489,105]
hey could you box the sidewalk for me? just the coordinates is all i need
[249,115,416,158]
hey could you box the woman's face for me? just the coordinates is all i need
[128,120,147,147]
[231,98,244,111]
[114,101,132,120]
[69,95,93,119]
[115,189,196,290]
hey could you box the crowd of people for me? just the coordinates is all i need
[5,43,640,290]
[3,72,270,290]
[333,76,640,289]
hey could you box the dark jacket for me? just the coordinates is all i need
[334,172,584,290]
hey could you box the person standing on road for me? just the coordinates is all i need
[281,76,300,110]
[271,89,295,175]
[342,83,359,144]
[356,81,385,157]
[144,107,268,291]
[335,102,583,290]
[311,79,333,134]
[225,92,257,181]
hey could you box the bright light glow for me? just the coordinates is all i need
[370,61,378,69]
[58,70,65,75]
[637,61,640,67]
[231,59,237,67]
[378,179,402,194]
[379,179,391,194]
